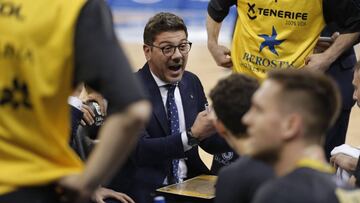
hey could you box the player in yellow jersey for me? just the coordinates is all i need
[206,0,360,160]
[206,0,360,78]
[0,0,150,202]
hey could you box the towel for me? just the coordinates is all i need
[331,144,360,181]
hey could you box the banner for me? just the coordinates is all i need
[108,0,236,43]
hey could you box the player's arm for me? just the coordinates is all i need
[206,0,236,68]
[305,0,360,71]
[305,32,359,71]
[58,0,150,202]
[322,0,360,66]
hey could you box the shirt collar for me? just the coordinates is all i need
[296,158,334,174]
[150,69,179,87]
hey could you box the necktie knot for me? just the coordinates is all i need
[164,84,177,95]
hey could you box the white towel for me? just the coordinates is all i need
[331,144,360,181]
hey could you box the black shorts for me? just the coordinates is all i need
[0,184,90,203]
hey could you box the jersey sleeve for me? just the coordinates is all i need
[207,0,237,22]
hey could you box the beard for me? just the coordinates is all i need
[250,145,282,166]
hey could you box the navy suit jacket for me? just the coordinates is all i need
[108,64,229,203]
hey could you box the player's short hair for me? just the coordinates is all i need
[268,69,341,141]
[210,74,259,137]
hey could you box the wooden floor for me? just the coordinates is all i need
[123,42,360,167]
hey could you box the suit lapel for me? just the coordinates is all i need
[179,78,196,129]
[139,64,169,135]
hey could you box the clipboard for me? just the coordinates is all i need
[156,175,217,199]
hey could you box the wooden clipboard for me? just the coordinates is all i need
[156,175,217,199]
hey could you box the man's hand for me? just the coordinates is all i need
[78,86,107,126]
[305,32,339,72]
[191,110,216,141]
[305,32,360,72]
[85,92,107,117]
[92,187,135,203]
[56,174,92,203]
[208,44,233,68]
[304,52,333,72]
[80,104,95,126]
[330,153,358,172]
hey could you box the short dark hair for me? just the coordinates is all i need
[267,69,341,141]
[143,12,188,45]
[210,74,259,137]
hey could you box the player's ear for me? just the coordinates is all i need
[143,45,151,61]
[282,113,302,141]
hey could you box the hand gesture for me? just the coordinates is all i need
[208,44,233,68]
[92,187,135,203]
[191,110,216,141]
[56,174,91,203]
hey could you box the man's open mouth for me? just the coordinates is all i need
[168,64,182,71]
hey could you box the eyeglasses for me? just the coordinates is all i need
[148,42,192,57]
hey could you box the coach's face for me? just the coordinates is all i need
[353,69,360,107]
[144,31,189,84]
[242,80,286,163]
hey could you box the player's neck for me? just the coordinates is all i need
[273,141,320,177]
[232,137,248,155]
[301,145,327,163]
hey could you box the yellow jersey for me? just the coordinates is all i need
[0,0,85,194]
[232,0,325,79]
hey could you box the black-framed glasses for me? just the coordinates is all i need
[148,42,192,57]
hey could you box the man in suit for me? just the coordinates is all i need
[108,12,229,203]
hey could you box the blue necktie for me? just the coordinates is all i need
[166,84,180,184]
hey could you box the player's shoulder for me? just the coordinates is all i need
[219,156,272,179]
[252,176,294,203]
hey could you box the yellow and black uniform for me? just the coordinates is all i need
[252,159,360,203]
[208,0,360,80]
[0,0,145,201]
